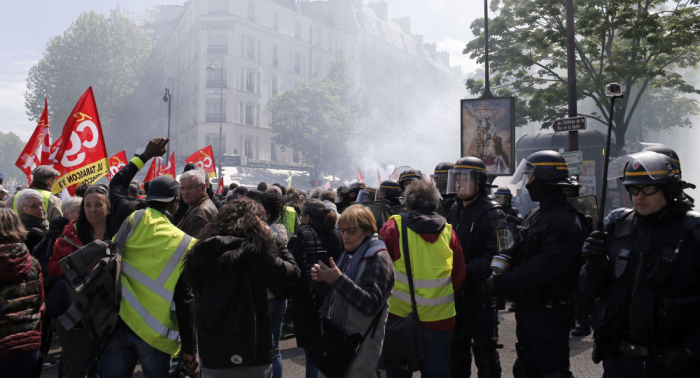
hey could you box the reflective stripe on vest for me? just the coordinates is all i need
[388,214,456,322]
[12,188,51,213]
[283,206,296,240]
[119,208,196,355]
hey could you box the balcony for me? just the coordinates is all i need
[207,45,228,54]
[206,114,226,123]
[206,80,227,88]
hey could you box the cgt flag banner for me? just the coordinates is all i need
[216,176,224,195]
[143,157,159,184]
[160,152,176,178]
[51,88,109,194]
[106,150,128,181]
[357,168,365,183]
[185,145,217,178]
[16,98,50,183]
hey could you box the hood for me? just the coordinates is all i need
[0,243,32,281]
[405,209,446,235]
[185,235,264,278]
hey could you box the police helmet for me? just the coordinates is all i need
[337,185,348,197]
[446,157,488,198]
[643,145,682,177]
[399,168,423,190]
[432,162,454,195]
[622,151,678,187]
[356,187,378,202]
[494,187,512,205]
[377,180,402,201]
[510,150,571,188]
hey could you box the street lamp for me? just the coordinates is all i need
[163,88,171,158]
[207,63,224,179]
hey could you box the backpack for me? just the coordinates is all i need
[57,210,144,340]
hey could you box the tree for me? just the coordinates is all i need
[465,0,700,151]
[0,132,32,188]
[24,10,153,138]
[268,54,359,176]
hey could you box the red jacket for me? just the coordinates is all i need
[380,213,466,331]
[48,221,82,278]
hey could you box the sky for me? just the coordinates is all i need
[0,0,483,142]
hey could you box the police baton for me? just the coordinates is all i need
[598,84,624,230]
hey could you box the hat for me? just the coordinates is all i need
[33,165,61,179]
[0,185,8,194]
[145,176,180,203]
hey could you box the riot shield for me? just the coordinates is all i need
[382,204,407,226]
[567,195,600,232]
[358,200,391,231]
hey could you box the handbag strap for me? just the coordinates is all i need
[401,215,419,316]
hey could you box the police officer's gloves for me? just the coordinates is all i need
[581,231,608,261]
[657,347,695,372]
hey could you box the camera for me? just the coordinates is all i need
[605,83,623,97]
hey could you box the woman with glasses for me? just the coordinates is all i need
[311,204,394,378]
[289,199,343,378]
[48,185,111,378]
[15,189,49,253]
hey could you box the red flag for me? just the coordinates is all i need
[423,173,431,183]
[389,167,399,181]
[106,150,128,181]
[357,168,365,183]
[16,98,50,182]
[161,152,176,178]
[377,168,383,184]
[46,137,62,165]
[156,157,166,178]
[51,88,109,194]
[216,176,224,195]
[185,146,217,178]
[143,158,158,184]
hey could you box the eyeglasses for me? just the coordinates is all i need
[26,203,44,210]
[338,227,358,236]
[180,184,204,192]
[626,185,662,196]
[85,185,108,195]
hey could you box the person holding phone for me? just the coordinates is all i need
[289,199,343,378]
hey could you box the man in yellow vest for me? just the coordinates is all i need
[379,179,466,377]
[9,165,63,221]
[100,138,199,378]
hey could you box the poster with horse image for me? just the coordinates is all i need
[460,97,516,176]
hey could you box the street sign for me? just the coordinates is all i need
[568,165,583,175]
[562,151,583,166]
[222,156,241,166]
[552,116,586,132]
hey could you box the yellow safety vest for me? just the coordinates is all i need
[388,214,456,322]
[283,206,297,240]
[12,188,51,213]
[118,208,197,355]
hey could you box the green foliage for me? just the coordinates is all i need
[268,54,360,175]
[0,132,31,187]
[465,0,700,151]
[24,10,153,137]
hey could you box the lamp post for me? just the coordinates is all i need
[163,88,171,158]
[207,63,224,178]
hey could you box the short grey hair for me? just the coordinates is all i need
[180,168,206,186]
[310,188,324,199]
[266,186,283,197]
[404,180,440,212]
[61,197,82,215]
[16,189,44,212]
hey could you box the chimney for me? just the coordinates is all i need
[424,43,437,57]
[392,17,411,34]
[367,1,388,21]
[437,51,451,65]
[412,34,423,45]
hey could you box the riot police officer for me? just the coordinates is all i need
[495,187,522,225]
[399,168,423,190]
[337,181,365,213]
[377,180,403,207]
[434,161,456,212]
[488,150,587,378]
[356,186,377,202]
[643,144,695,206]
[446,157,505,378]
[582,151,700,377]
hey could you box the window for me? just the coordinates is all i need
[208,0,228,14]
[272,45,279,67]
[206,66,227,88]
[294,20,301,39]
[314,28,322,47]
[206,134,226,157]
[271,76,279,95]
[206,99,226,123]
[245,70,254,92]
[313,59,321,77]
[247,2,256,21]
[292,150,300,163]
[207,33,228,54]
[293,53,301,74]
[245,104,255,125]
[271,143,277,161]
[245,138,253,158]
[273,11,279,30]
[246,36,255,59]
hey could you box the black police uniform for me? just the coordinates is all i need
[502,203,522,226]
[583,205,700,377]
[447,193,505,378]
[491,192,586,377]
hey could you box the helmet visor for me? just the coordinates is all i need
[447,169,478,196]
[495,193,510,205]
[510,159,536,189]
[432,174,448,195]
[356,189,376,202]
[609,151,673,181]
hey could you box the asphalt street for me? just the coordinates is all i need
[41,308,604,377]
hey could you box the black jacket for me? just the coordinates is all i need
[109,155,148,236]
[185,235,300,368]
